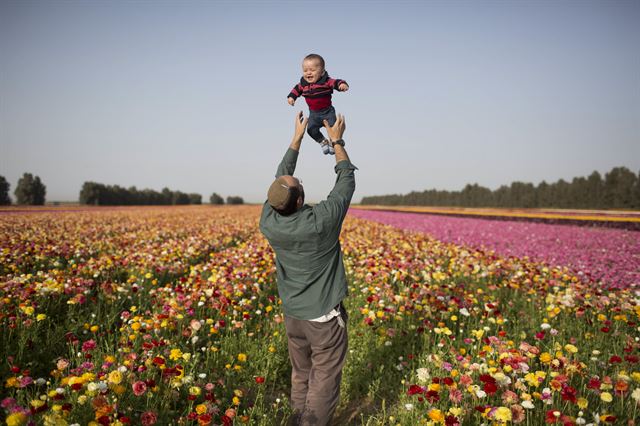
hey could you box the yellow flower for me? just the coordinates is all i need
[539,352,553,363]
[577,397,588,409]
[31,399,46,408]
[237,353,247,362]
[36,313,47,321]
[448,407,463,417]
[564,344,578,354]
[233,396,240,405]
[493,406,512,422]
[600,392,613,402]
[195,404,207,414]
[428,408,444,423]
[169,348,183,361]
[6,412,28,426]
[524,373,540,387]
[189,386,201,396]
[108,370,122,385]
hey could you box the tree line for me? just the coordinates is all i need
[361,166,640,210]
[0,174,243,206]
[78,182,244,206]
[0,173,46,205]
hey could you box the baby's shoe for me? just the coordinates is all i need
[320,139,331,155]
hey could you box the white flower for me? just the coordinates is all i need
[416,368,430,384]
[459,308,470,316]
[540,323,551,330]
[521,400,534,409]
[632,387,640,402]
[404,403,414,411]
[475,388,487,398]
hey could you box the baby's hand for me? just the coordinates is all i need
[338,83,349,92]
[287,97,295,106]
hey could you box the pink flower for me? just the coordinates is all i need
[459,374,473,386]
[132,380,147,396]
[449,388,463,403]
[82,339,97,352]
[141,411,157,426]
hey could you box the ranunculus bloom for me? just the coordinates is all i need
[82,339,96,352]
[132,381,147,396]
[141,411,157,426]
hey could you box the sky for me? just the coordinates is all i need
[1,0,639,204]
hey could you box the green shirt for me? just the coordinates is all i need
[259,148,357,320]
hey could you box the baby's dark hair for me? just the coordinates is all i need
[304,53,325,69]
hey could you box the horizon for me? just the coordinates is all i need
[4,163,637,204]
[2,1,639,204]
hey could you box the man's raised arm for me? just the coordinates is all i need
[315,114,357,222]
[275,111,308,178]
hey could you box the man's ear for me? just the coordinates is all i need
[297,196,304,209]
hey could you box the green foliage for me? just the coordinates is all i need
[227,195,244,205]
[79,182,202,205]
[0,175,10,205]
[362,166,640,210]
[14,172,46,205]
[189,193,203,205]
[210,192,225,205]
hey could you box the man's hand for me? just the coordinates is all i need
[288,97,295,106]
[338,83,349,92]
[290,111,308,151]
[323,114,346,142]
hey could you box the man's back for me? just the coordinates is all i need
[260,163,355,320]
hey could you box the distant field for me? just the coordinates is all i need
[353,205,640,229]
[1,206,638,425]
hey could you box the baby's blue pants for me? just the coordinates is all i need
[307,106,337,143]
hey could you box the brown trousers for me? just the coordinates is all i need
[284,304,348,426]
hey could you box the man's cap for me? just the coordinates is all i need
[268,177,293,210]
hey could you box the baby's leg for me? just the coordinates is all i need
[306,112,326,143]
[322,107,337,154]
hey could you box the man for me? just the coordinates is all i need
[259,111,357,425]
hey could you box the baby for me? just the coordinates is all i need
[287,54,349,155]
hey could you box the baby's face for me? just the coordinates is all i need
[302,59,324,84]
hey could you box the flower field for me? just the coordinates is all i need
[1,206,639,425]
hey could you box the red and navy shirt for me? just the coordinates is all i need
[287,71,348,111]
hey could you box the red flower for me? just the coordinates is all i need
[587,377,601,390]
[479,374,496,384]
[483,382,498,395]
[625,355,639,364]
[141,411,157,426]
[407,384,424,396]
[608,355,622,364]
[560,385,577,403]
[445,415,461,426]
[545,409,561,423]
[425,389,440,403]
[255,376,265,384]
